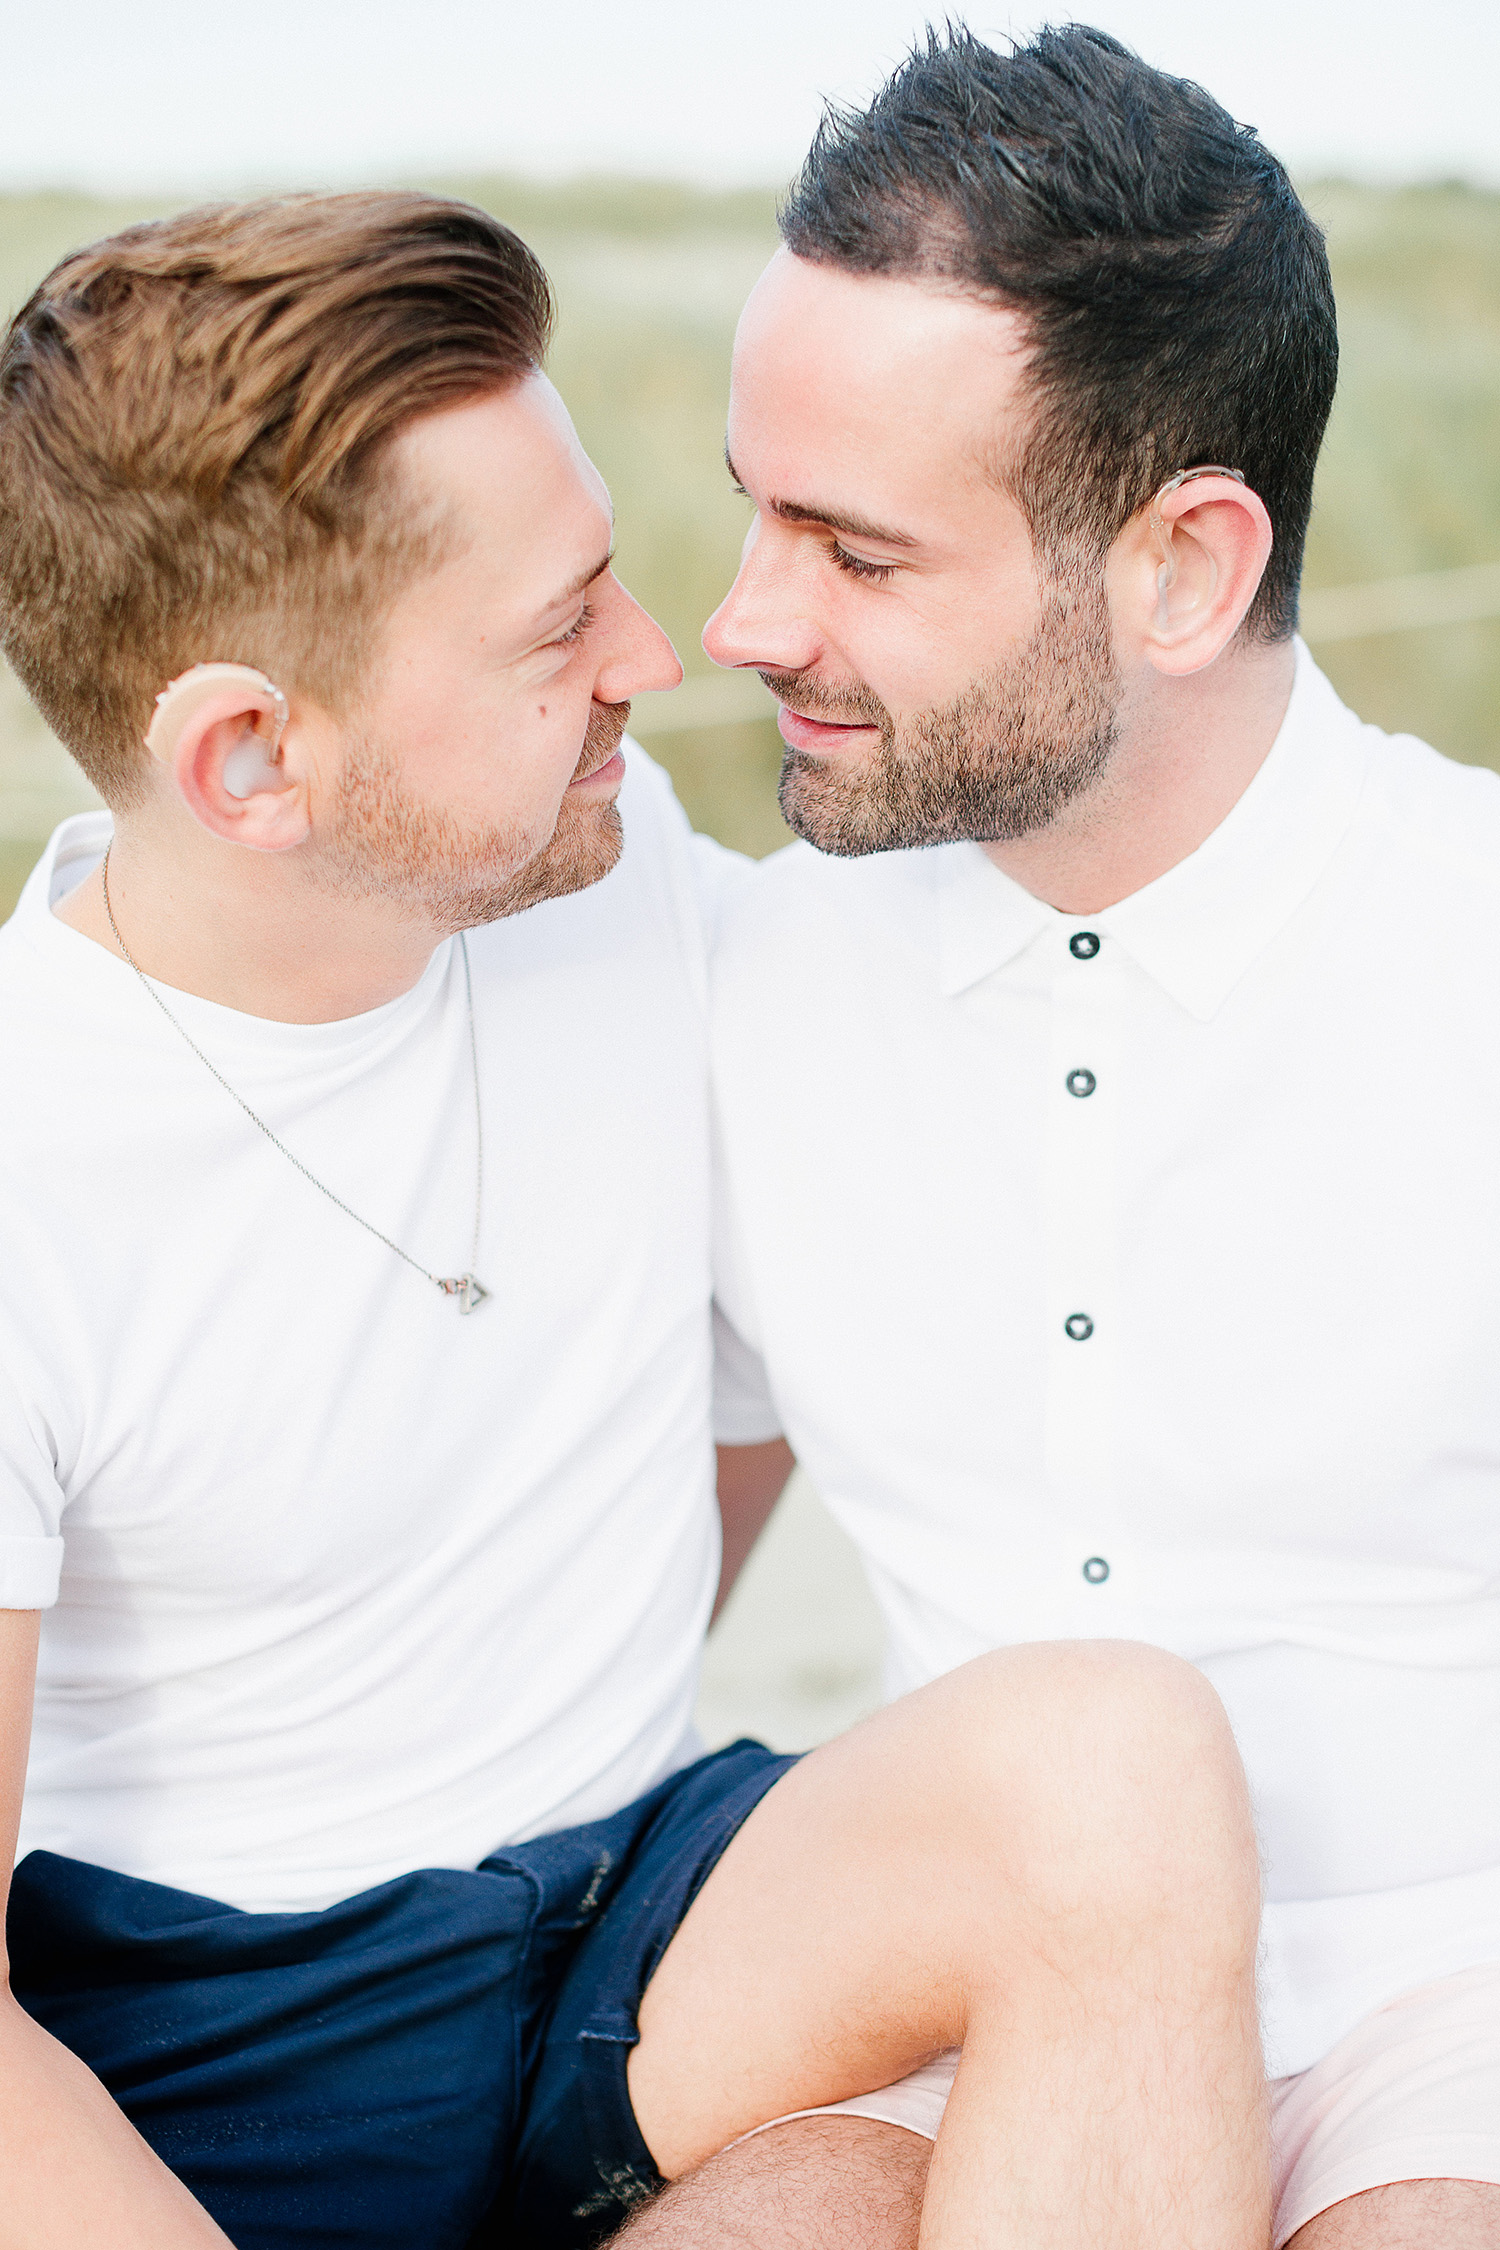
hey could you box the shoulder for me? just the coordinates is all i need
[466,739,722,1004]
[616,738,724,895]
[718,834,941,943]
[0,934,55,1133]
[618,735,688,837]
[1357,725,1500,883]
[0,828,100,1097]
[715,835,941,984]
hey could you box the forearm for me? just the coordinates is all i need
[713,1439,796,1620]
[0,1993,232,2248]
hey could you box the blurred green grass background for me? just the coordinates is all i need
[2,173,1497,920]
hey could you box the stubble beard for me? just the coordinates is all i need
[772,564,1123,855]
[315,700,630,932]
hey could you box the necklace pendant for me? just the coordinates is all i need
[436,1273,491,1313]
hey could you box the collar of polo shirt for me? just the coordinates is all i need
[936,642,1369,1019]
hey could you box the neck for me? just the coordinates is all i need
[983,637,1297,914]
[57,812,443,1023]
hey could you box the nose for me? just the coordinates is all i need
[592,579,683,704]
[702,521,821,676]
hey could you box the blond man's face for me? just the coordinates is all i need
[310,375,681,929]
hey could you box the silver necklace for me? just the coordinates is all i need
[100,846,491,1313]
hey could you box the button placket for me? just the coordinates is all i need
[1043,928,1122,1597]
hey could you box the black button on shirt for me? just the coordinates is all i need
[1069,932,1101,959]
[1082,1557,1110,1584]
[1064,1313,1094,1341]
[1066,1069,1096,1098]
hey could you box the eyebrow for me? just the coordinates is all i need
[535,546,615,622]
[725,449,919,553]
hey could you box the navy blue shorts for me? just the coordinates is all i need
[5,1738,796,2250]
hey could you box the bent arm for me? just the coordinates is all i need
[713,1439,796,1622]
[0,1609,233,2248]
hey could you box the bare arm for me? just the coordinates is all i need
[713,1440,796,1623]
[0,1609,233,2248]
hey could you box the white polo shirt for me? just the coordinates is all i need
[712,648,1500,2074]
[0,745,728,1912]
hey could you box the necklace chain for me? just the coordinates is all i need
[100,846,490,1312]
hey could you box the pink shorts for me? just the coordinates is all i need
[749,1964,1500,2246]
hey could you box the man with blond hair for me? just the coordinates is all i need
[0,193,1270,2248]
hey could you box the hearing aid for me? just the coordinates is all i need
[144,662,291,797]
[1148,466,1246,630]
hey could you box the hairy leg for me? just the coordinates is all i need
[1287,2179,1500,2248]
[612,2116,930,2246]
[627,1640,1269,2250]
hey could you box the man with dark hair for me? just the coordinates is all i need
[0,190,1273,2249]
[709,25,1500,2250]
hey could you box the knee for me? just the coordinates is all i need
[937,1641,1261,1949]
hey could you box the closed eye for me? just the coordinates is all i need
[551,600,595,649]
[727,459,901,582]
[831,544,898,584]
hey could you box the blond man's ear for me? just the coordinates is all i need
[147,664,310,852]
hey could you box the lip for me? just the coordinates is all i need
[568,748,626,790]
[777,703,880,755]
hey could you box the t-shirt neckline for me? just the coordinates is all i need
[16,812,455,1069]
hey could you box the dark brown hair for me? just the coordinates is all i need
[0,190,553,804]
[782,24,1338,640]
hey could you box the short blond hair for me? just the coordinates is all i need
[0,191,553,806]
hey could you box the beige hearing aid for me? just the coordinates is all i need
[1148,466,1246,629]
[144,663,291,797]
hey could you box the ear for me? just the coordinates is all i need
[1110,476,1274,678]
[145,662,312,852]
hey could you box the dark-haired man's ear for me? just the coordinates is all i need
[1114,476,1275,678]
[148,668,315,852]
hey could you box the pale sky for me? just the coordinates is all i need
[2,0,1496,194]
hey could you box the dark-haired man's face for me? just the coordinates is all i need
[704,251,1122,854]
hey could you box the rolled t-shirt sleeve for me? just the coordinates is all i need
[712,1301,783,1446]
[0,1355,64,1609]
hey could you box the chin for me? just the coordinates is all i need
[533,796,625,901]
[450,798,623,930]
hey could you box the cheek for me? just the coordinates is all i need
[393,682,589,822]
[855,576,1038,709]
[834,598,947,711]
[517,692,595,796]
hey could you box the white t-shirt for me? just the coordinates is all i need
[712,649,1500,2075]
[1,745,726,1912]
